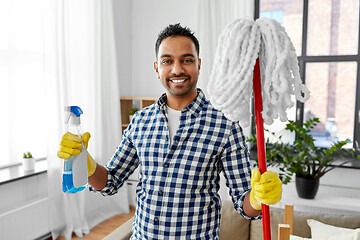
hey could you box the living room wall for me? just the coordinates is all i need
[114,0,198,98]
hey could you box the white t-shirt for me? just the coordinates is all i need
[166,105,181,144]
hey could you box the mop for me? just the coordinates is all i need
[208,18,310,239]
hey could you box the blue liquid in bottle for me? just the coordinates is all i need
[62,156,87,193]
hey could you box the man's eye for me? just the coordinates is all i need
[183,59,194,63]
[162,60,171,64]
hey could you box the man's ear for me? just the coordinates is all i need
[154,61,160,79]
[198,58,201,71]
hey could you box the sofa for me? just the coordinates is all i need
[104,200,360,240]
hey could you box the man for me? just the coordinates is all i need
[58,23,282,239]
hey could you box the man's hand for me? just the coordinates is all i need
[249,169,282,210]
[57,132,97,177]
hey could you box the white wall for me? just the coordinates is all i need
[113,0,133,97]
[129,0,198,97]
[114,0,199,98]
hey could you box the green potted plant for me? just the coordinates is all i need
[129,108,139,122]
[247,117,355,199]
[22,151,35,172]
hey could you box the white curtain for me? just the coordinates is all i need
[44,0,129,239]
[195,0,254,137]
[195,0,254,200]
[195,0,254,97]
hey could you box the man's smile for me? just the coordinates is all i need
[170,79,186,83]
[167,74,191,85]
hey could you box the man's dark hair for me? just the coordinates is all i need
[155,23,200,59]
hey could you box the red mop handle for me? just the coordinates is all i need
[253,58,271,240]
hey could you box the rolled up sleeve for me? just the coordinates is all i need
[89,124,139,196]
[220,122,261,220]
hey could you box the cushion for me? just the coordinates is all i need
[290,233,358,240]
[219,200,250,240]
[307,219,360,240]
[290,235,311,240]
[250,207,360,239]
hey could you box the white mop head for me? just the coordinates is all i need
[208,17,310,127]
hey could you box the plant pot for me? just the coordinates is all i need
[22,157,35,172]
[295,176,319,199]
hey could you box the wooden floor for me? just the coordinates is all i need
[51,206,135,240]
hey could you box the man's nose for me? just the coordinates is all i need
[172,61,185,75]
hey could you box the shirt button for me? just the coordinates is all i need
[159,190,163,195]
[165,137,169,141]
[154,217,159,222]
[163,163,168,168]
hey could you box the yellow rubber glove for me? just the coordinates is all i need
[250,169,282,210]
[57,132,97,177]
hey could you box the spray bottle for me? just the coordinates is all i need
[62,106,88,193]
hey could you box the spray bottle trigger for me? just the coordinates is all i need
[70,106,83,117]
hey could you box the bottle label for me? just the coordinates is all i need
[72,150,88,188]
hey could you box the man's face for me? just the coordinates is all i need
[154,36,201,98]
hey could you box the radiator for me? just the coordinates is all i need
[0,198,49,240]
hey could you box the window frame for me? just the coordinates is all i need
[254,0,360,150]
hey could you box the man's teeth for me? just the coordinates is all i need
[171,79,186,83]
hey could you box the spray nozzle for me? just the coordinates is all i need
[65,106,83,117]
[64,106,83,125]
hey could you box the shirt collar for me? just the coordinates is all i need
[157,88,207,117]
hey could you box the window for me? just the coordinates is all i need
[256,0,360,150]
[0,0,47,167]
[260,10,284,24]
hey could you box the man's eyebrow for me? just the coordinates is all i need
[182,53,195,58]
[160,54,172,59]
[159,53,196,59]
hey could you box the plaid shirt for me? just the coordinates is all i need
[91,89,259,239]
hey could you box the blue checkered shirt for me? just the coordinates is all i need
[91,89,259,239]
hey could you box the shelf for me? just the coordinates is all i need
[120,96,157,132]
